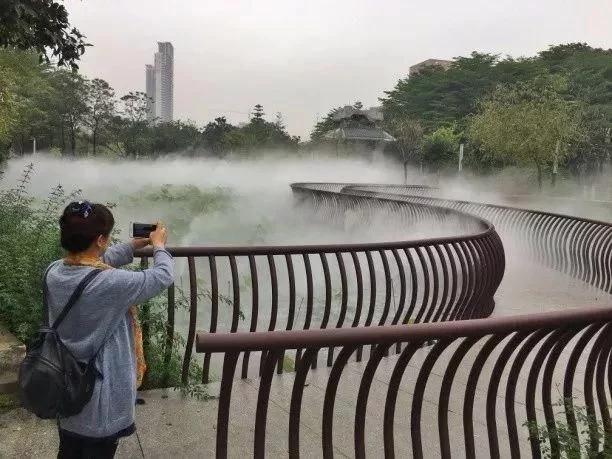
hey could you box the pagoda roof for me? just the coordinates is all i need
[331,106,384,123]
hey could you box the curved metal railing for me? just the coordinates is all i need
[347,184,612,293]
[136,184,505,384]
[137,182,611,457]
[197,306,612,458]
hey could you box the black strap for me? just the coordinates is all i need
[48,269,103,329]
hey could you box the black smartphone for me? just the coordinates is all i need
[132,222,157,238]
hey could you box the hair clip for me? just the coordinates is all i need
[69,200,93,218]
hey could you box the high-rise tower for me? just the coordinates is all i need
[145,64,155,122]
[144,42,174,123]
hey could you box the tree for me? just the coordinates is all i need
[50,69,89,155]
[120,91,149,124]
[468,78,583,189]
[0,0,89,70]
[387,118,424,181]
[202,117,235,155]
[275,112,285,130]
[422,126,461,172]
[381,52,546,132]
[85,78,115,155]
[0,50,59,156]
[353,101,364,110]
[251,104,265,122]
[117,92,152,157]
[150,120,202,155]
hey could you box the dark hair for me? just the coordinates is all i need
[60,201,115,253]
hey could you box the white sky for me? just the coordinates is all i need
[65,0,612,138]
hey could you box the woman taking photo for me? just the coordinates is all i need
[45,201,174,458]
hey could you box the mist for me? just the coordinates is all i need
[2,153,450,247]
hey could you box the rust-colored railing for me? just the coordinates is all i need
[346,184,612,293]
[136,184,505,385]
[196,306,612,458]
[136,182,612,457]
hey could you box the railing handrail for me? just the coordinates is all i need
[196,306,612,352]
[135,184,498,257]
[344,183,612,228]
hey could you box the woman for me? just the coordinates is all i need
[45,200,174,458]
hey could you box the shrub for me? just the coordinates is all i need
[0,164,80,341]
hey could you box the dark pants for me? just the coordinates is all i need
[57,430,119,459]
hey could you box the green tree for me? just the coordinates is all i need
[251,104,265,122]
[0,50,58,156]
[387,118,424,180]
[468,78,583,189]
[0,0,89,70]
[117,92,152,157]
[422,126,461,171]
[381,52,546,132]
[49,69,89,155]
[150,120,202,155]
[202,116,235,155]
[85,78,116,155]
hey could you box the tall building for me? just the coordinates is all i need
[145,64,155,122]
[144,41,174,123]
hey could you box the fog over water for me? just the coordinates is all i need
[2,154,476,246]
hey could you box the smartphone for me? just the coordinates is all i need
[132,222,157,238]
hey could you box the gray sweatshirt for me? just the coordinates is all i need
[45,242,174,438]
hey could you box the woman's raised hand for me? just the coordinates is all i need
[149,221,168,249]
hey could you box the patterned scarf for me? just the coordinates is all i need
[63,254,146,388]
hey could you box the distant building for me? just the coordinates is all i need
[409,58,453,76]
[324,105,395,143]
[145,42,174,123]
[145,65,155,122]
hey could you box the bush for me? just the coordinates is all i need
[0,164,80,341]
[525,398,612,458]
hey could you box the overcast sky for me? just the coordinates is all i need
[65,0,612,138]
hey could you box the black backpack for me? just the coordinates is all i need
[19,268,103,419]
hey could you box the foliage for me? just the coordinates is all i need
[84,78,115,155]
[201,117,235,155]
[200,105,299,154]
[123,184,233,240]
[0,164,80,341]
[386,118,424,165]
[0,0,88,70]
[381,52,546,132]
[0,58,300,157]
[468,77,583,188]
[51,69,89,155]
[422,125,461,171]
[525,399,612,458]
[376,43,612,180]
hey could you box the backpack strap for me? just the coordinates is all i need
[51,269,103,329]
[42,265,53,326]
